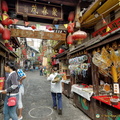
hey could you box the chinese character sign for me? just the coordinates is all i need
[16,0,63,20]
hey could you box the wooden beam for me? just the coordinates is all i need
[37,0,78,6]
[10,28,66,41]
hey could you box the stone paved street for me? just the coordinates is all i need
[0,71,92,120]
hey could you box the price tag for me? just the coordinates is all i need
[113,83,120,94]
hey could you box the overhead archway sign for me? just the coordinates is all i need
[10,28,66,41]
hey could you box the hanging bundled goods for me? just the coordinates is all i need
[92,46,120,83]
[110,48,118,68]
[68,55,89,77]
[111,65,118,83]
[101,47,112,68]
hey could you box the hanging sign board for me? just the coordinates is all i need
[10,28,66,41]
[16,0,63,20]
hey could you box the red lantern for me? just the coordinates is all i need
[7,46,13,51]
[52,61,54,66]
[1,1,8,12]
[2,28,10,40]
[68,11,75,22]
[31,25,36,29]
[102,18,106,24]
[67,35,73,44]
[67,24,74,33]
[8,19,13,25]
[59,48,65,54]
[5,42,10,47]
[53,55,56,58]
[52,60,56,65]
[20,45,24,48]
[72,30,87,40]
[0,24,4,33]
[48,27,53,31]
[1,18,9,26]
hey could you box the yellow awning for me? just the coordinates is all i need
[81,0,119,28]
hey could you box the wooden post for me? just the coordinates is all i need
[91,62,99,96]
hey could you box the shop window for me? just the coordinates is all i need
[110,11,115,21]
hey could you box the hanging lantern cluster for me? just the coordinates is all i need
[51,55,57,66]
[67,11,87,45]
[1,0,13,51]
[67,11,75,45]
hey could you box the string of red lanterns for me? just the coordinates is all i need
[67,11,75,45]
[67,11,87,45]
[1,0,13,51]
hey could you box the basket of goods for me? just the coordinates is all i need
[52,74,64,83]
[110,98,119,105]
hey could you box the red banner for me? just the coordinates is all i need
[92,17,120,37]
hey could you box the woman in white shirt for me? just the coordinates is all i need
[47,68,63,115]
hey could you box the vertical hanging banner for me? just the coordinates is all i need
[16,0,63,20]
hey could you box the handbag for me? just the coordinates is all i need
[7,97,17,106]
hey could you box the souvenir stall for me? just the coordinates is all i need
[87,36,120,120]
[68,48,94,119]
[56,50,71,98]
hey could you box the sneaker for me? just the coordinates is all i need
[53,106,57,110]
[58,109,62,115]
[18,116,23,120]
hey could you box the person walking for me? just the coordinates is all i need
[47,68,63,115]
[17,68,26,120]
[2,61,19,120]
[39,65,43,76]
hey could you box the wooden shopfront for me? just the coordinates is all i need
[68,44,94,119]
[68,26,120,119]
[0,38,19,113]
[87,29,120,120]
[0,41,9,113]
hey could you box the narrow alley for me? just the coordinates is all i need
[20,71,91,120]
